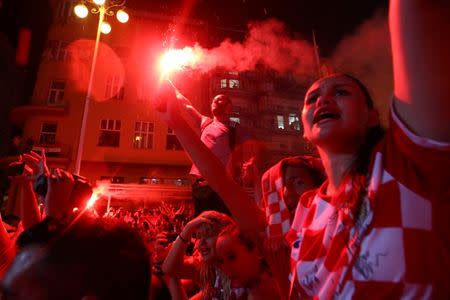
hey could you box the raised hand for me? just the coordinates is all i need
[8,155,34,184]
[179,215,213,241]
[21,149,50,179]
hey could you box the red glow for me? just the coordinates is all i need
[68,39,124,102]
[85,182,109,209]
[16,28,31,66]
[158,47,200,78]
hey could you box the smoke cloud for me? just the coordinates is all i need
[184,19,317,81]
[331,12,392,125]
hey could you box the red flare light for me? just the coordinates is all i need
[158,47,199,78]
[85,182,109,209]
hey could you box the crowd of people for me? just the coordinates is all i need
[1,1,449,299]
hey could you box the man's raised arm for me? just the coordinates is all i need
[391,0,450,142]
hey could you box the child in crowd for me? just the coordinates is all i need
[215,224,281,299]
[162,211,235,299]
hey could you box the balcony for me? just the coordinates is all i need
[10,105,67,125]
[32,143,71,159]
[0,142,71,169]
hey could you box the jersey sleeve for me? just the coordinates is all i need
[381,99,450,200]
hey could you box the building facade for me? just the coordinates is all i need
[4,0,315,205]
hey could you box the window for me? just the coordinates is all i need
[139,177,150,184]
[56,0,74,19]
[57,41,70,61]
[105,75,124,100]
[112,176,124,183]
[288,113,300,131]
[276,115,285,130]
[230,117,240,124]
[47,80,66,105]
[133,121,154,149]
[229,79,240,89]
[100,176,112,182]
[166,128,183,151]
[47,40,70,61]
[98,120,121,147]
[219,78,240,89]
[39,123,57,144]
[220,79,228,88]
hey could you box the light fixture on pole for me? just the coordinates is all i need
[73,0,129,175]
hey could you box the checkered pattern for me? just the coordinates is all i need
[261,159,292,238]
[287,109,450,300]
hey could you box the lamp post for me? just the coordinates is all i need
[73,0,129,175]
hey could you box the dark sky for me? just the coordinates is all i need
[128,0,389,56]
[0,0,389,57]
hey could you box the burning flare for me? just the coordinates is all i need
[86,181,109,209]
[158,47,200,78]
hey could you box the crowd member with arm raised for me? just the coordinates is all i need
[154,89,265,232]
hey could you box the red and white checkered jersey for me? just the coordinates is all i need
[261,156,323,239]
[261,158,292,238]
[286,106,450,299]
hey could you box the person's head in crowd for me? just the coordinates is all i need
[187,211,234,300]
[211,94,232,121]
[302,73,384,176]
[193,210,234,263]
[1,216,151,300]
[281,156,325,214]
[215,224,264,288]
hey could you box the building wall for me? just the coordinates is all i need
[13,2,202,184]
[10,1,316,186]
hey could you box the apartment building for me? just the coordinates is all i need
[4,0,315,206]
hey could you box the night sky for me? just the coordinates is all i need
[127,0,389,55]
[0,0,389,67]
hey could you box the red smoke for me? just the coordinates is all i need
[165,19,316,81]
[331,12,392,126]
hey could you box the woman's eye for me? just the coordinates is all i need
[306,94,318,104]
[335,89,349,96]
[294,179,304,186]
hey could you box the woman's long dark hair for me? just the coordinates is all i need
[341,74,385,176]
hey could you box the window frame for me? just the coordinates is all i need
[105,74,124,100]
[166,128,183,151]
[276,115,285,130]
[133,121,154,149]
[98,119,121,147]
[47,80,66,105]
[39,122,57,145]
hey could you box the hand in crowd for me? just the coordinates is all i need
[153,232,171,275]
[7,155,41,230]
[45,168,75,218]
[241,157,259,185]
[8,155,34,184]
[179,215,212,241]
[21,149,50,179]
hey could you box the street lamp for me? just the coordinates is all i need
[73,0,129,175]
